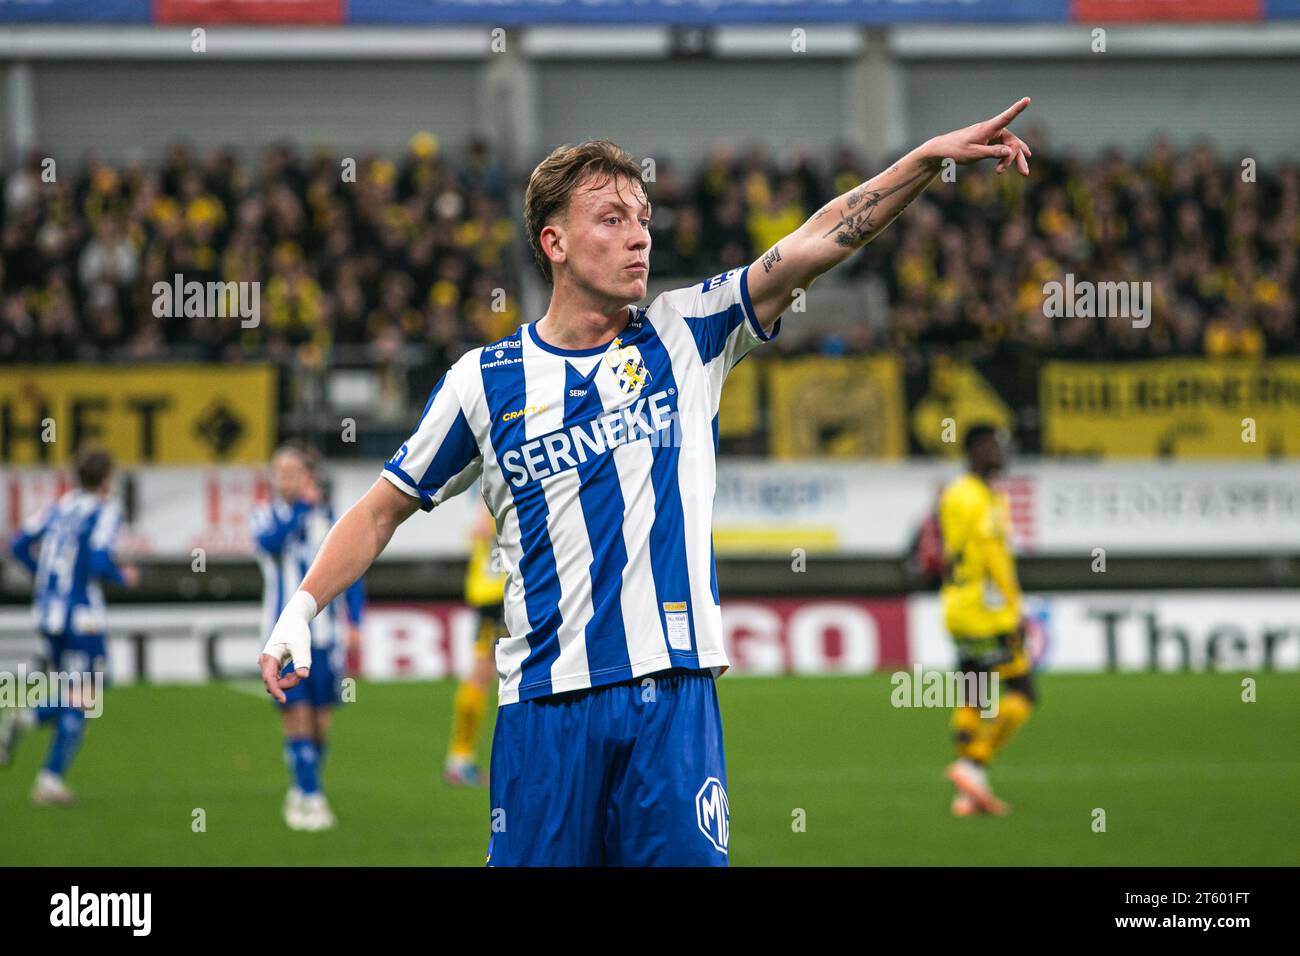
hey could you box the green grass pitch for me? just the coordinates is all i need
[2,672,1297,866]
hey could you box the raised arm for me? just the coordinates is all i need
[259,478,420,700]
[9,520,46,576]
[745,97,1032,332]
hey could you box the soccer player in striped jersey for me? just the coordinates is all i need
[252,442,366,831]
[0,448,139,805]
[260,101,1032,864]
[443,498,508,787]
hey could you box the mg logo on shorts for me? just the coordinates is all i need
[695,776,730,853]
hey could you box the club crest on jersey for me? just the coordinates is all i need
[695,776,730,853]
[605,338,651,395]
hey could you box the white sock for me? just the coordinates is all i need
[959,759,988,787]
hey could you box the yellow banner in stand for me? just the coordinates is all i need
[0,365,277,464]
[768,355,906,459]
[717,356,760,438]
[1041,359,1300,458]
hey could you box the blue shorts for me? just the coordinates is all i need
[486,668,730,867]
[277,643,342,710]
[41,631,108,676]
[39,631,108,707]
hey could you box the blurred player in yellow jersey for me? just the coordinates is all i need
[939,424,1035,817]
[443,500,508,787]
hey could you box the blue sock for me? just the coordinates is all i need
[316,740,328,778]
[42,708,85,776]
[285,737,321,795]
[32,704,59,726]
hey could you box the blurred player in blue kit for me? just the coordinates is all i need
[252,441,366,831]
[1,448,139,805]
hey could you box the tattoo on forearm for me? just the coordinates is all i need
[761,245,782,273]
[823,169,926,249]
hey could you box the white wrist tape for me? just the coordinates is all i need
[287,590,319,621]
[262,590,319,671]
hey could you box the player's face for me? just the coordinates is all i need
[272,452,309,502]
[558,173,651,303]
[978,433,1009,475]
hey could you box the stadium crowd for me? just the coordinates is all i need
[2,128,1296,371]
[0,134,519,372]
[655,126,1298,361]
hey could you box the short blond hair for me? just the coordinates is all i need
[524,140,644,284]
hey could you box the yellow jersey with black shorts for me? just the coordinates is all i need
[938,473,1029,680]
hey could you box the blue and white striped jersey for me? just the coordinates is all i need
[382,265,781,705]
[11,490,126,637]
[252,497,365,650]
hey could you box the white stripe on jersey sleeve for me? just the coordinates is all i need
[88,502,122,550]
[382,354,484,511]
[647,263,781,415]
